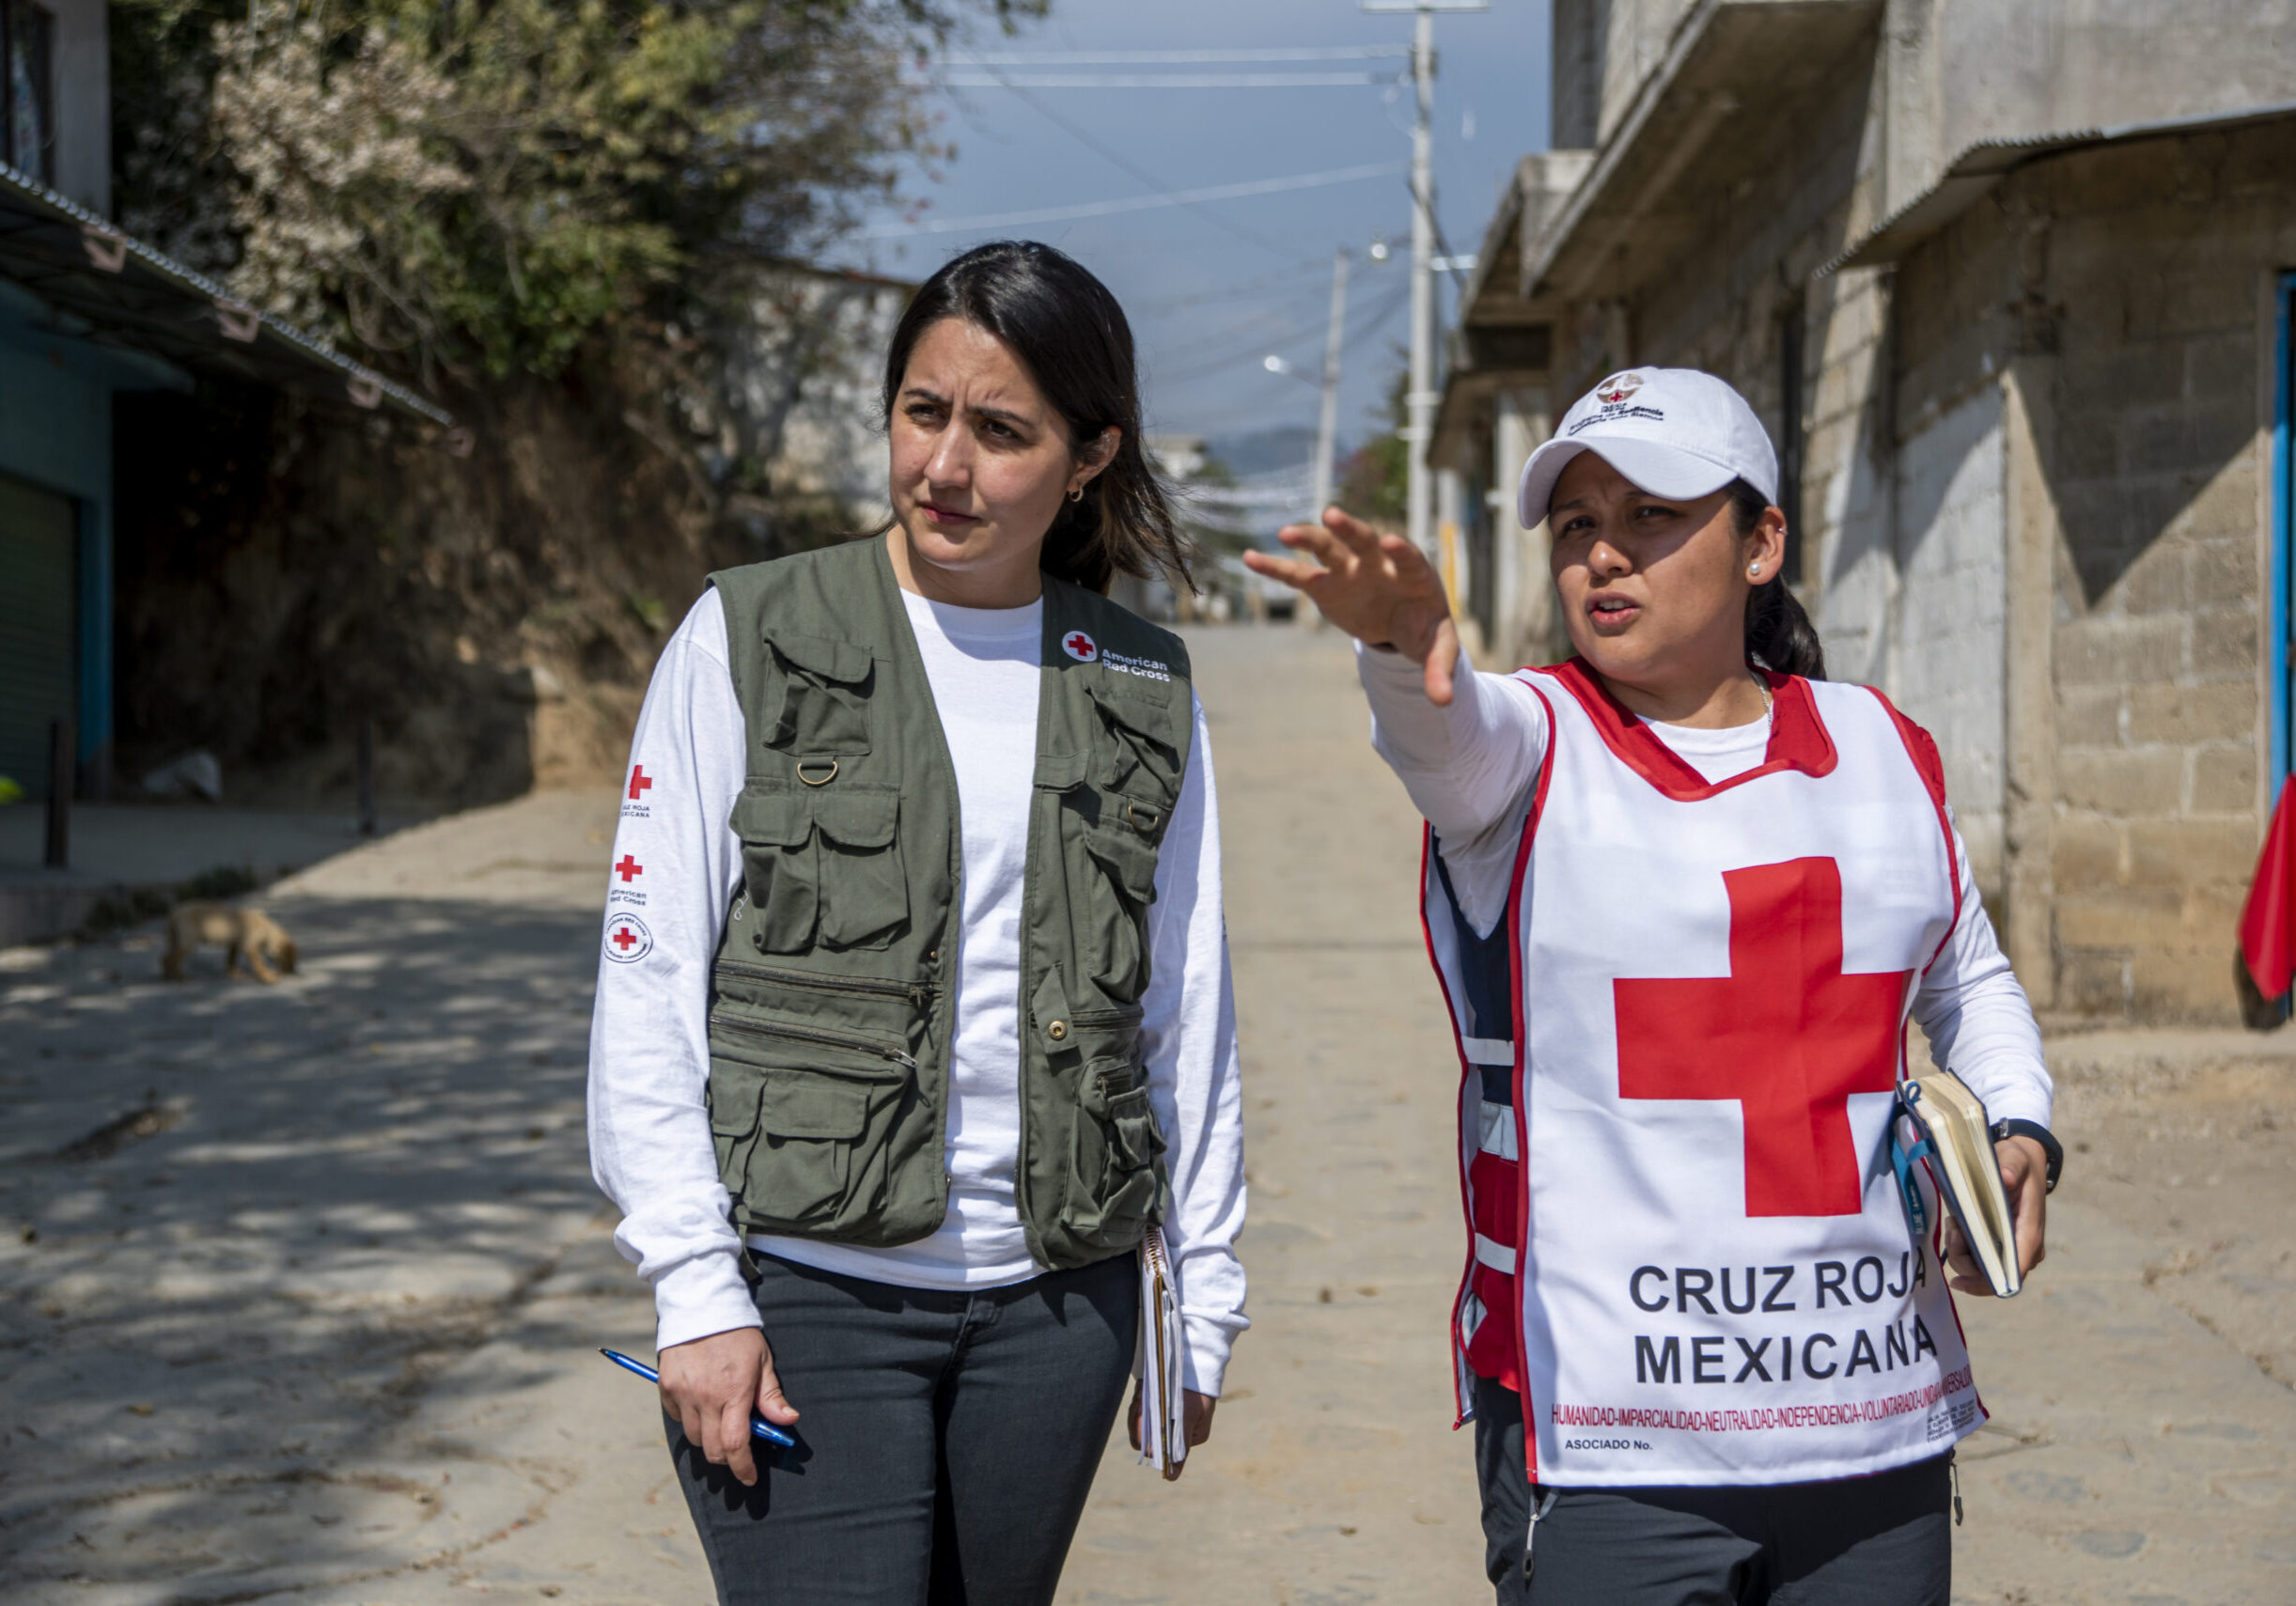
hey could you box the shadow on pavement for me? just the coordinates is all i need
[0,886,635,1599]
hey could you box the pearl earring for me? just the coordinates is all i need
[1748,563,1761,579]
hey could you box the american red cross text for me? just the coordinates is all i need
[615,854,642,882]
[627,766,653,802]
[1614,857,1907,1216]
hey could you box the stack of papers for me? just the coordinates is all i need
[1136,1226,1188,1478]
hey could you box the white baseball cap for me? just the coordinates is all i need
[1516,367,1779,529]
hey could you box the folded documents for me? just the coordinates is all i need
[1894,1070,2022,1298]
[1136,1226,1188,1477]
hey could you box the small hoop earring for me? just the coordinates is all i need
[1069,485,1085,503]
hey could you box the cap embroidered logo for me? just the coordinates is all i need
[1063,631,1100,663]
[604,913,653,963]
[1596,372,1645,406]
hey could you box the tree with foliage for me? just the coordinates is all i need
[1336,346,1409,530]
[114,0,1042,386]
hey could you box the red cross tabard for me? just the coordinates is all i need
[627,766,653,803]
[615,854,642,883]
[1613,857,1908,1217]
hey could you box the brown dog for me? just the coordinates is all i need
[162,903,300,983]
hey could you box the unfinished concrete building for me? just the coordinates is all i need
[1430,0,2296,1024]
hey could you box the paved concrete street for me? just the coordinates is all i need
[3,625,2293,1604]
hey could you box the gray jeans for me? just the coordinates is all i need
[1472,1374,1952,1605]
[667,1249,1138,1606]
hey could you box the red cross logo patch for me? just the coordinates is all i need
[614,854,643,883]
[1062,631,1100,663]
[1596,371,1644,405]
[1613,857,1908,1217]
[603,913,653,963]
[627,766,654,802]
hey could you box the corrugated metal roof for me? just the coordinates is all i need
[1820,98,2296,276]
[0,162,453,426]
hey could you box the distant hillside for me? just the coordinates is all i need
[1204,426,1320,480]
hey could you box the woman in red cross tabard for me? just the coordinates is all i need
[1246,367,2057,1606]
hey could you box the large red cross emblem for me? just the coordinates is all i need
[1614,857,1907,1217]
[627,766,653,802]
[615,854,642,882]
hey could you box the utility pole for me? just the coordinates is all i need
[1311,247,1351,519]
[1365,0,1486,556]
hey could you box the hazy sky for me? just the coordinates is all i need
[841,0,1554,460]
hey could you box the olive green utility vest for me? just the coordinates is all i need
[705,536,1195,1271]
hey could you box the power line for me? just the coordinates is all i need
[1131,259,1335,313]
[1148,278,1408,388]
[961,46,1410,64]
[857,162,1406,240]
[940,54,1298,257]
[938,72,1389,88]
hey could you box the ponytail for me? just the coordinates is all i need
[1727,477,1826,679]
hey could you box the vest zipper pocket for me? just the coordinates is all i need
[715,959,936,1011]
[708,1009,918,1072]
[1036,1004,1145,1035]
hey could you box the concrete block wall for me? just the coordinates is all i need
[2006,130,2293,1021]
[1892,387,2008,894]
[1622,44,1896,691]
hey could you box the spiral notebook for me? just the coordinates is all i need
[1136,1226,1187,1478]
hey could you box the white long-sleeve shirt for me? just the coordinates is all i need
[587,587,1249,1394]
[1356,643,2052,1130]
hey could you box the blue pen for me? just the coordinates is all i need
[599,1348,799,1447]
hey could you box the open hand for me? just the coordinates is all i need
[1943,1136,2049,1295]
[1242,507,1460,705]
[1126,1384,1218,1482]
[657,1326,800,1487]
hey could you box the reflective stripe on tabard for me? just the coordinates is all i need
[1476,1100,1520,1161]
[1461,1036,1513,1067]
[1474,1233,1517,1273]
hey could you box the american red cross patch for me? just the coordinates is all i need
[603,913,653,963]
[1062,631,1099,663]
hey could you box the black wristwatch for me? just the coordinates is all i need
[1991,1118,2062,1193]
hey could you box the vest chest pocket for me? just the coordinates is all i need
[1063,1056,1165,1250]
[731,783,910,954]
[766,633,875,756]
[1076,814,1160,996]
[1086,678,1184,800]
[709,1012,914,1235]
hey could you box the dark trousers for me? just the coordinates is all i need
[667,1250,1138,1606]
[1471,1375,1952,1606]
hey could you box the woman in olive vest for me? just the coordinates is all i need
[587,240,1247,1605]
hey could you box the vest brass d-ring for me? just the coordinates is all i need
[797,758,839,787]
[1125,802,1160,833]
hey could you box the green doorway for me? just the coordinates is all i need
[0,473,79,800]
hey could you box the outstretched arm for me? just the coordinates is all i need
[1249,511,1550,926]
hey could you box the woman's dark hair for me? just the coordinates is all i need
[1728,477,1825,679]
[881,240,1193,596]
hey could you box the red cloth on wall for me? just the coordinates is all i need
[2238,776,2296,999]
